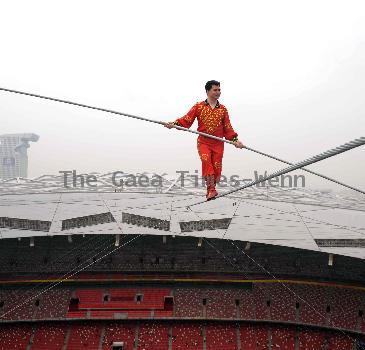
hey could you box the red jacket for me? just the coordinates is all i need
[174,99,238,145]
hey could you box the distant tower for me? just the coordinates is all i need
[0,133,39,179]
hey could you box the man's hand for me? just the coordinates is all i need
[164,122,176,129]
[233,140,245,149]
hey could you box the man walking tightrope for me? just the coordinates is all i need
[165,80,244,200]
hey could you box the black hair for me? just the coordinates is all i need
[205,80,220,92]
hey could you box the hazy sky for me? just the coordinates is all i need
[0,0,364,192]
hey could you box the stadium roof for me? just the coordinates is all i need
[1,172,365,259]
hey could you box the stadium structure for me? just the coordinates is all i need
[0,172,365,350]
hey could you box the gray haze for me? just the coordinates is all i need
[0,0,364,192]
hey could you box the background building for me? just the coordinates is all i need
[0,133,39,179]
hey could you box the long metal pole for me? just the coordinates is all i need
[1,87,364,194]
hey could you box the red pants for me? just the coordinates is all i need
[197,140,224,183]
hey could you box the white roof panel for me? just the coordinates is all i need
[0,173,364,258]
